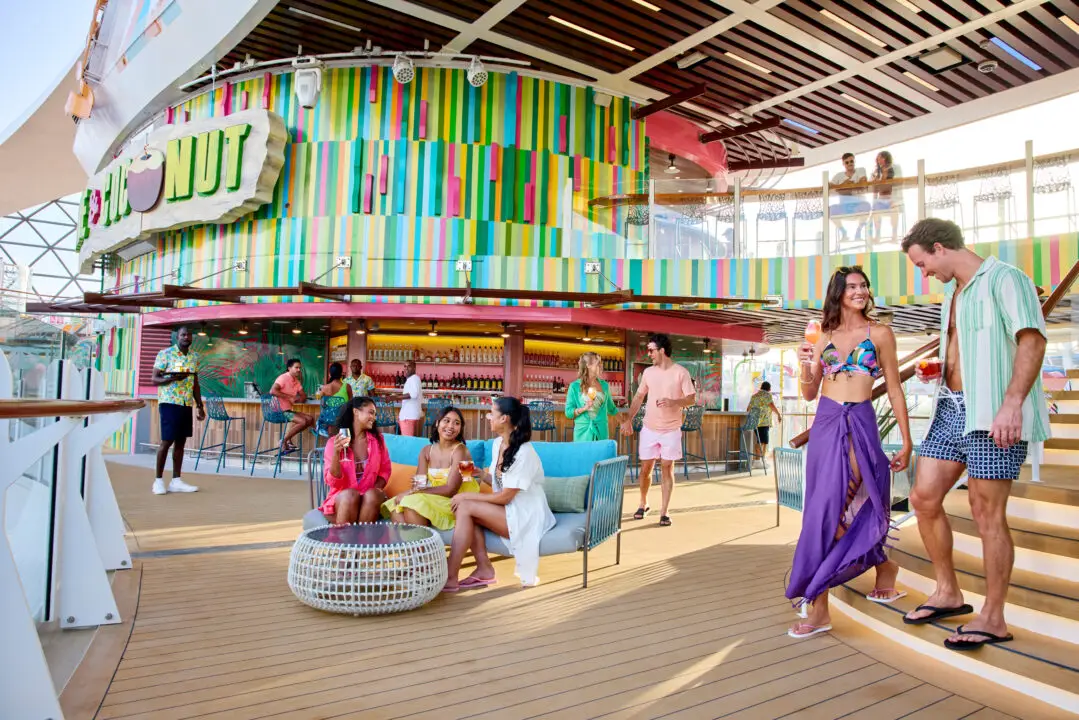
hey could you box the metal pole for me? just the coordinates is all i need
[917,159,926,222]
[821,171,830,256]
[1025,139,1035,238]
[647,178,656,258]
[733,177,742,257]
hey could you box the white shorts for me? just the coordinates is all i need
[639,426,682,461]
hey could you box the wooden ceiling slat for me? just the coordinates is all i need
[980,19,1064,75]
[727,22,844,75]
[816,0,927,50]
[493,13,632,73]
[400,0,496,23]
[1026,5,1079,63]
[768,2,880,63]
[537,0,694,47]
[462,39,596,80]
[715,26,837,82]
[635,70,772,114]
[838,76,929,119]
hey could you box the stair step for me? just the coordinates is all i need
[1068,369,1079,379]
[1050,414,1079,425]
[944,495,1079,559]
[1013,466,1079,507]
[833,578,1079,710]
[1050,390,1079,401]
[892,529,1079,622]
[1045,438,1079,451]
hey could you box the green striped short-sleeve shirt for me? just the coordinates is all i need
[939,256,1050,443]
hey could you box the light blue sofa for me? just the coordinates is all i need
[304,434,629,587]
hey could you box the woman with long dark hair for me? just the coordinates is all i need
[870,150,897,242]
[382,406,477,529]
[443,397,555,591]
[319,361,352,401]
[318,396,391,524]
[786,265,912,638]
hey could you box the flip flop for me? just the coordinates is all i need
[441,584,461,594]
[788,623,832,639]
[459,576,497,589]
[632,506,650,520]
[902,603,974,625]
[659,515,672,527]
[944,625,1013,651]
[866,589,908,604]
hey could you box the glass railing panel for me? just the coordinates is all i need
[925,159,1027,245]
[829,173,918,256]
[1032,150,1078,237]
[0,310,67,622]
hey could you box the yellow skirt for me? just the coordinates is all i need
[381,480,479,530]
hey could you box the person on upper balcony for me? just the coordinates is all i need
[829,152,871,244]
[870,151,901,243]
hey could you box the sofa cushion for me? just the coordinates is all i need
[477,512,587,556]
[481,439,615,477]
[302,508,328,531]
[544,475,590,513]
[382,433,487,470]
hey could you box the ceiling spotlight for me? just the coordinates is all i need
[292,58,324,109]
[703,339,713,354]
[977,60,998,74]
[393,53,415,84]
[664,153,679,174]
[582,326,592,343]
[467,56,488,87]
[355,320,367,335]
[292,323,302,335]
[197,323,207,337]
[500,322,511,338]
[238,323,249,336]
[428,321,438,337]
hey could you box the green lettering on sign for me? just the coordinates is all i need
[78,189,91,242]
[194,129,223,196]
[165,135,195,201]
[110,160,131,223]
[102,171,113,227]
[223,123,251,191]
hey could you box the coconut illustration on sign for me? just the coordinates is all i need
[127,149,166,212]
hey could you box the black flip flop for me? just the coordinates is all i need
[659,515,672,527]
[902,603,974,625]
[632,506,650,520]
[944,625,1013,651]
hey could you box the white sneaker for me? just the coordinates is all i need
[152,479,167,495]
[168,478,199,493]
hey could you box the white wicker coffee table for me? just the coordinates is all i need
[288,523,447,615]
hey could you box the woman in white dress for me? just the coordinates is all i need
[443,396,556,591]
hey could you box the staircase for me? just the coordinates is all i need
[832,468,1079,714]
[1045,368,1079,467]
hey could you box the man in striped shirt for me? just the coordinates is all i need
[900,219,1049,651]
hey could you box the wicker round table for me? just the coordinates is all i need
[288,523,447,615]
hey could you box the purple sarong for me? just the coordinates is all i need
[786,396,891,605]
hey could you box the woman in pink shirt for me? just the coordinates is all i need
[321,396,392,524]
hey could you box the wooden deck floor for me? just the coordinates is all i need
[76,462,1062,720]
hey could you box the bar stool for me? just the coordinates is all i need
[306,396,347,470]
[373,397,399,434]
[251,394,301,478]
[424,397,451,435]
[680,405,710,481]
[725,408,762,476]
[194,394,246,472]
[528,400,556,441]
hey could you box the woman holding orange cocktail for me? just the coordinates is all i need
[786,265,913,639]
[383,405,477,529]
[565,351,620,441]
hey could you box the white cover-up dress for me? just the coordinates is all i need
[490,438,556,586]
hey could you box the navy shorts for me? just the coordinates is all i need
[919,391,1027,480]
[755,426,770,445]
[160,403,193,442]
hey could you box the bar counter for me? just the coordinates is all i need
[140,397,749,470]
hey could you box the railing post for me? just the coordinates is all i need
[821,171,831,255]
[917,159,926,222]
[647,178,656,258]
[1025,139,1035,238]
[733,177,742,257]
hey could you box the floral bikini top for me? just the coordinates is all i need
[820,327,882,379]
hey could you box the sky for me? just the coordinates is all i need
[0,0,95,144]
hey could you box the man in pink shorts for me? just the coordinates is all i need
[621,334,696,526]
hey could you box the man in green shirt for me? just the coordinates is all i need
[900,219,1049,651]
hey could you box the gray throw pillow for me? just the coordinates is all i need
[544,475,590,513]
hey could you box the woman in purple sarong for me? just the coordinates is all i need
[787,266,912,638]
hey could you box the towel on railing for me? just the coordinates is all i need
[785,396,891,606]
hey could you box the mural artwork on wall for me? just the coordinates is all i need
[188,330,325,399]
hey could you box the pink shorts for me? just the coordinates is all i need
[639,426,682,461]
[399,419,421,437]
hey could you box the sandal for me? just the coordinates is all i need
[632,506,650,520]
[659,515,672,527]
[902,603,974,625]
[866,588,907,604]
[788,622,832,639]
[458,575,497,589]
[944,625,1013,651]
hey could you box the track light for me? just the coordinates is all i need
[703,339,713,354]
[292,323,302,335]
[664,154,678,174]
[393,53,415,84]
[238,323,249,335]
[500,322,511,338]
[428,321,438,337]
[582,326,592,343]
[197,323,207,337]
[355,320,367,335]
[292,58,324,109]
[467,56,488,87]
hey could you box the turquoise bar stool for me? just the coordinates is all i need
[680,404,709,480]
[194,394,246,472]
[307,395,347,470]
[251,394,301,478]
[528,399,556,441]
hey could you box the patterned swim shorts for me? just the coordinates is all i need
[919,391,1028,480]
